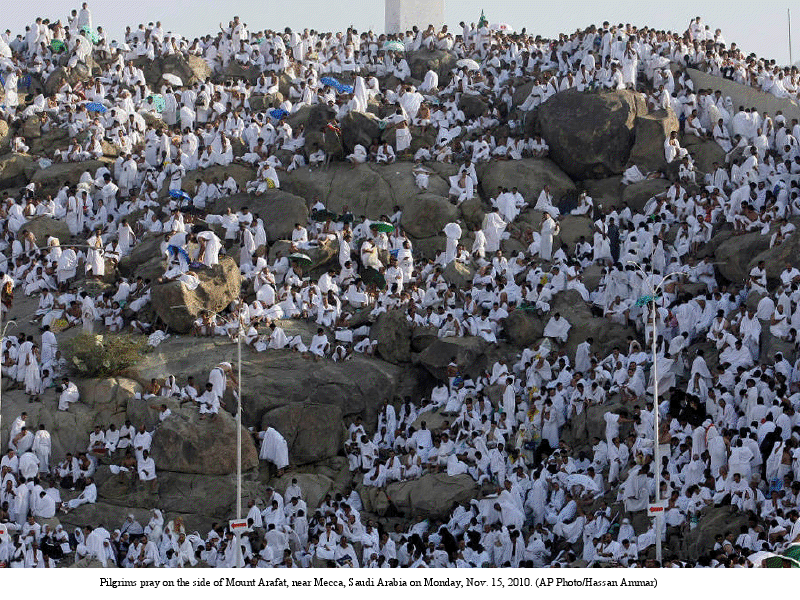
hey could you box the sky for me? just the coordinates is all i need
[3,0,798,66]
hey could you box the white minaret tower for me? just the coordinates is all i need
[385,0,445,34]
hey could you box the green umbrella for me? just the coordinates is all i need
[764,555,800,568]
[362,267,386,289]
[311,208,337,221]
[783,544,800,562]
[369,221,395,233]
[51,39,67,53]
[383,40,405,52]
[289,252,313,267]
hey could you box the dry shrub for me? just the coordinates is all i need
[62,333,146,377]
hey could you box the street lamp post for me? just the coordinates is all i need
[628,261,682,566]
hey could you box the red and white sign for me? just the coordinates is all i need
[229,519,248,531]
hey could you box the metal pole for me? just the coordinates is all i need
[651,300,662,565]
[236,305,243,568]
[0,313,17,444]
[236,311,242,521]
[790,9,794,66]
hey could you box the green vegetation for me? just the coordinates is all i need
[62,333,147,377]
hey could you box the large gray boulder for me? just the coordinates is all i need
[31,160,107,196]
[538,89,648,179]
[582,176,623,211]
[118,233,165,282]
[261,403,343,465]
[150,256,241,333]
[628,109,679,172]
[0,153,38,189]
[557,215,593,249]
[407,49,458,84]
[370,309,413,364]
[19,215,71,244]
[150,407,258,476]
[682,134,727,174]
[504,309,544,348]
[550,290,637,359]
[272,472,335,511]
[478,158,576,205]
[747,230,800,288]
[340,111,383,153]
[133,54,210,88]
[288,103,338,132]
[384,474,478,519]
[125,337,415,435]
[248,93,284,112]
[442,261,475,288]
[459,94,488,119]
[180,163,255,195]
[400,193,458,239]
[210,190,308,243]
[621,178,671,212]
[415,336,488,380]
[715,231,771,284]
[680,505,750,561]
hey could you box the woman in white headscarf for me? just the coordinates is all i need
[144,508,164,544]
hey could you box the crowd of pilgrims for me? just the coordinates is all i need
[1,5,800,568]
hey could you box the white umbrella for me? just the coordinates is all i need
[456,58,480,71]
[566,473,599,492]
[443,222,462,239]
[490,23,515,33]
[162,73,183,87]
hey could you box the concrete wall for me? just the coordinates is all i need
[685,67,800,122]
[385,0,445,34]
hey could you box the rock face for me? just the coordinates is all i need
[621,178,671,212]
[400,193,457,239]
[211,190,308,243]
[504,309,544,348]
[628,109,679,172]
[407,49,458,84]
[150,256,241,333]
[442,261,475,289]
[19,215,71,244]
[180,163,255,195]
[0,119,11,151]
[415,336,488,380]
[550,290,637,358]
[150,407,258,475]
[125,337,419,437]
[371,309,413,364]
[478,158,576,204]
[384,474,478,519]
[133,54,210,88]
[0,153,38,189]
[31,160,108,195]
[748,230,800,286]
[715,231,771,284]
[680,505,750,560]
[682,134,726,174]
[340,111,383,153]
[557,215,593,249]
[538,89,648,179]
[261,403,343,465]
